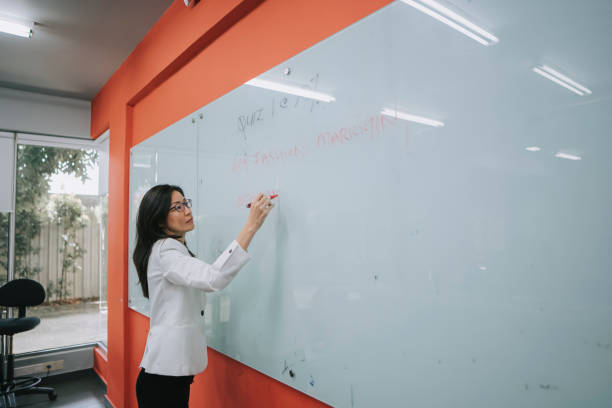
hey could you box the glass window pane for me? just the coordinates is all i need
[14,144,107,353]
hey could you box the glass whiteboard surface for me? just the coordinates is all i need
[129,1,612,407]
[128,115,199,313]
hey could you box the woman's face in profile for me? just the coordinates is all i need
[166,190,195,237]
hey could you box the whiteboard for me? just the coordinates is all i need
[129,1,612,406]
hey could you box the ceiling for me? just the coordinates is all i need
[0,0,173,101]
[0,0,610,103]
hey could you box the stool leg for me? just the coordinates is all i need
[1,334,5,385]
[0,335,17,408]
[16,386,56,398]
[5,393,17,408]
[0,393,16,408]
[1,335,8,397]
[5,355,11,388]
[4,336,12,386]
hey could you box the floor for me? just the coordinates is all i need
[14,302,107,354]
[13,370,107,408]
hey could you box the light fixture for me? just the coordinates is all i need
[525,146,541,152]
[400,0,498,46]
[0,16,32,38]
[555,152,581,161]
[381,108,444,127]
[245,78,335,102]
[532,65,591,96]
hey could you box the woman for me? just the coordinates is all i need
[133,184,274,407]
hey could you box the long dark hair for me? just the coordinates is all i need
[133,184,188,298]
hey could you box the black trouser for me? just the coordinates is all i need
[136,368,194,408]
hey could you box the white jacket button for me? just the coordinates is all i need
[201,310,204,316]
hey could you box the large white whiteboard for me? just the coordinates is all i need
[129,1,612,406]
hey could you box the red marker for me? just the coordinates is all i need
[247,194,278,208]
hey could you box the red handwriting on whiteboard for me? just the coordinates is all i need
[232,145,306,173]
[253,145,305,166]
[316,113,398,148]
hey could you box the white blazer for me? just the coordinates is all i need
[139,237,251,376]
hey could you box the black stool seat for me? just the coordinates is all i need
[0,317,40,336]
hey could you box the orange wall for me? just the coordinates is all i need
[93,347,108,386]
[91,0,392,406]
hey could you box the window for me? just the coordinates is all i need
[12,141,108,353]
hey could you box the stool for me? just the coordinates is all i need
[0,279,57,407]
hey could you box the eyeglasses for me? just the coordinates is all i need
[169,199,192,213]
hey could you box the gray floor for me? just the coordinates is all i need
[14,370,107,408]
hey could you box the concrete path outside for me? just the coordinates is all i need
[13,301,107,354]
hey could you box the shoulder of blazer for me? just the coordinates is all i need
[157,237,189,255]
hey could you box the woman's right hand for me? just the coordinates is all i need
[246,193,275,231]
[236,193,275,251]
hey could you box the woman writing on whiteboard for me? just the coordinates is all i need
[132,184,274,408]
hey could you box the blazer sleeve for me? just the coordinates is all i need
[159,238,251,291]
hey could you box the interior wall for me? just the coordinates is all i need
[0,87,90,138]
[90,0,392,406]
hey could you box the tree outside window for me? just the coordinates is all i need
[0,145,98,301]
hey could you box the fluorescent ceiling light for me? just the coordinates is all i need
[555,152,581,161]
[533,66,590,96]
[381,108,444,127]
[246,78,335,102]
[418,0,499,43]
[540,65,591,95]
[0,17,32,38]
[400,0,498,46]
[525,146,541,152]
